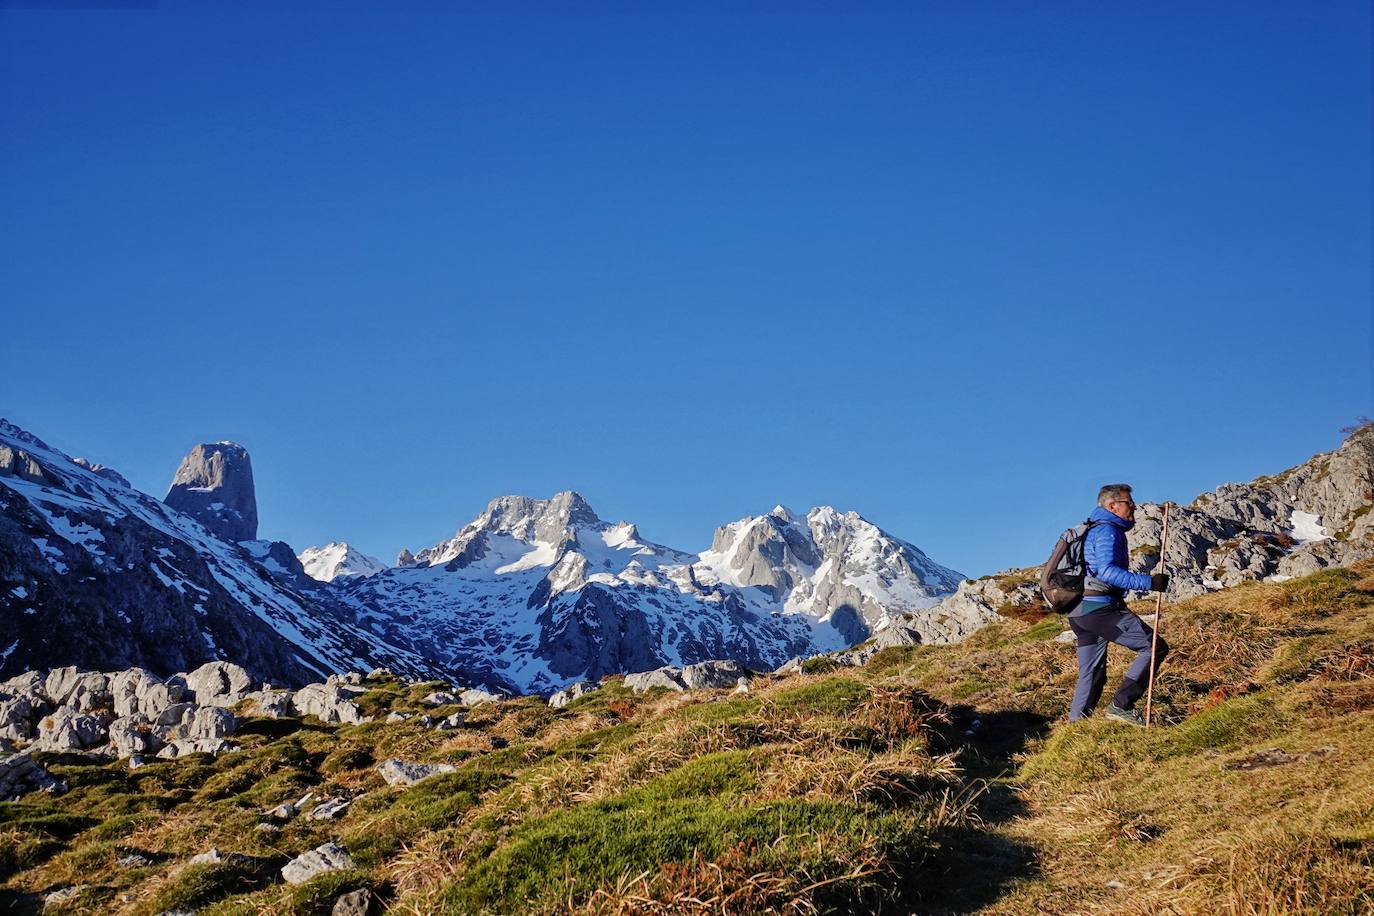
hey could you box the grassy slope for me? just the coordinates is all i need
[1,564,1372,914]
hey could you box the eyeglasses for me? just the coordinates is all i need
[1111,499,1136,507]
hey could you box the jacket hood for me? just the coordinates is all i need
[1089,505,1135,531]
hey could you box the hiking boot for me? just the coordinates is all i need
[1105,703,1145,727]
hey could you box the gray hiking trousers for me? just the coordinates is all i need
[1067,604,1168,722]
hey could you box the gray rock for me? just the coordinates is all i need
[116,853,151,868]
[163,442,259,542]
[281,842,355,885]
[681,659,748,690]
[42,885,86,907]
[835,622,925,667]
[434,711,466,731]
[155,702,196,728]
[32,708,110,752]
[293,682,367,725]
[332,888,374,916]
[248,689,294,718]
[624,666,686,693]
[459,688,502,706]
[44,667,111,712]
[190,847,226,865]
[256,822,281,837]
[108,715,163,757]
[0,694,37,742]
[773,657,804,676]
[548,681,596,708]
[185,662,255,708]
[111,668,186,719]
[422,691,457,706]
[167,706,238,743]
[376,758,457,787]
[308,797,352,820]
[0,752,67,800]
[1054,629,1078,645]
[385,711,410,723]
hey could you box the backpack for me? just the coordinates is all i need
[1039,520,1097,613]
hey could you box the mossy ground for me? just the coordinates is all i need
[2,563,1373,913]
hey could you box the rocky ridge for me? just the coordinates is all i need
[921,422,1374,623]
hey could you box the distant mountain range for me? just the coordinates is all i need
[2,416,1370,694]
[0,419,963,692]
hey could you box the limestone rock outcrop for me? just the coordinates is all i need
[164,442,259,543]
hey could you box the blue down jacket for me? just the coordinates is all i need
[1083,506,1152,597]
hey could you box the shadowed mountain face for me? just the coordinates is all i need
[164,443,258,543]
[0,421,438,687]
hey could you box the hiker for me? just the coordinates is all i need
[1068,484,1170,726]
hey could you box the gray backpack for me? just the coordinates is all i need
[1039,520,1097,613]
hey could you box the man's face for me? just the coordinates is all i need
[1107,496,1136,522]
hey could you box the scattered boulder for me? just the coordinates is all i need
[624,666,686,693]
[435,711,466,731]
[0,694,38,741]
[116,853,151,868]
[308,797,352,821]
[0,752,67,800]
[293,682,367,725]
[110,668,186,719]
[459,688,502,706]
[548,681,597,708]
[773,657,804,676]
[377,758,457,787]
[248,689,294,718]
[835,623,924,667]
[281,842,355,885]
[385,711,410,723]
[32,708,110,752]
[185,662,255,708]
[42,885,86,907]
[332,888,374,916]
[681,659,749,690]
[43,667,111,712]
[107,715,162,757]
[422,691,457,706]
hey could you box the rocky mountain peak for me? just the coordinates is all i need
[164,442,258,543]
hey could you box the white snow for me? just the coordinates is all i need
[9,586,27,599]
[0,640,17,662]
[1290,510,1330,543]
[298,542,387,583]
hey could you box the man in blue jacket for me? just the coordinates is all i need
[1069,483,1170,725]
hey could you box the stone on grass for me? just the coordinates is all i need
[281,842,355,885]
[308,797,352,820]
[623,666,686,694]
[293,682,367,725]
[459,688,502,706]
[331,887,374,916]
[184,662,256,708]
[421,691,457,706]
[681,659,748,690]
[0,753,67,801]
[548,681,596,708]
[377,758,457,787]
[32,708,110,752]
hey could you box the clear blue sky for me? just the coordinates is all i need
[2,2,1370,577]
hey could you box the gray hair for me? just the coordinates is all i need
[1098,483,1134,507]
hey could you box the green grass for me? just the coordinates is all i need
[1,562,1371,915]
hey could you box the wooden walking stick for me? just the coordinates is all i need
[1144,503,1170,727]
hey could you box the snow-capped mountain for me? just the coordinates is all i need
[298,542,386,583]
[0,420,440,686]
[339,492,965,694]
